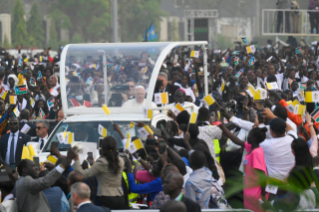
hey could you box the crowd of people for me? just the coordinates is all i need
[0,36,319,212]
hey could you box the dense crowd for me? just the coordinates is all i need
[0,37,319,212]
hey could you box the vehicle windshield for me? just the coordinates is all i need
[44,121,139,152]
[63,43,170,113]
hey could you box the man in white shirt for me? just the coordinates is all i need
[71,182,105,212]
[32,120,49,150]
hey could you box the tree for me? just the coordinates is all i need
[27,2,45,48]
[48,19,58,49]
[11,0,28,46]
[169,19,180,41]
[3,34,10,48]
[118,0,165,42]
[49,0,111,42]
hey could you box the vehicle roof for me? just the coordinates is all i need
[64,114,150,122]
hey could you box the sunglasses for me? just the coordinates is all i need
[36,127,44,130]
[9,122,18,125]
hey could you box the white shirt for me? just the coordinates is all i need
[5,131,19,164]
[78,201,91,209]
[260,130,296,180]
[2,194,14,203]
[38,134,48,149]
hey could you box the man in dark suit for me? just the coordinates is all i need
[0,117,31,170]
[71,182,106,212]
[163,172,201,212]
[19,109,36,137]
[154,72,179,104]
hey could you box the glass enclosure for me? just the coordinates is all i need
[60,42,208,116]
[44,120,139,150]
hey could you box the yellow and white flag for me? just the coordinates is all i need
[154,92,169,104]
[305,91,319,103]
[172,103,184,115]
[138,125,154,137]
[203,94,215,106]
[247,84,257,97]
[190,51,200,58]
[30,98,35,108]
[143,107,153,119]
[128,138,144,153]
[102,104,111,115]
[98,124,107,137]
[254,89,267,100]
[295,90,305,102]
[190,112,197,124]
[266,82,278,90]
[246,45,256,54]
[0,90,7,100]
[57,132,74,144]
[47,155,58,164]
[10,95,16,105]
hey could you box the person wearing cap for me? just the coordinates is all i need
[154,72,179,104]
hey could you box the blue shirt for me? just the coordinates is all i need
[127,173,162,201]
[43,186,63,212]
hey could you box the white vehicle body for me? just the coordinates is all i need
[28,41,209,163]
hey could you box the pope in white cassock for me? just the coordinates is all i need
[122,85,157,108]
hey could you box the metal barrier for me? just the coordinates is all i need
[113,210,252,212]
[28,119,57,123]
[262,9,319,36]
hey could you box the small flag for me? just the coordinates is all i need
[106,62,113,67]
[266,82,278,90]
[28,145,36,157]
[147,109,153,119]
[254,89,267,100]
[173,103,184,115]
[236,71,242,78]
[189,112,197,124]
[266,56,273,62]
[144,125,154,135]
[248,57,255,66]
[30,77,36,86]
[9,96,16,105]
[102,104,111,115]
[220,80,225,92]
[30,98,35,108]
[47,97,55,109]
[39,108,45,119]
[241,37,248,43]
[234,57,239,65]
[38,71,42,79]
[295,90,305,102]
[98,124,107,137]
[47,155,58,164]
[286,104,295,113]
[21,145,32,160]
[0,90,7,100]
[311,107,319,123]
[305,91,319,103]
[39,56,42,62]
[154,92,169,104]
[86,77,93,85]
[17,67,26,75]
[48,56,54,63]
[142,67,148,74]
[296,47,302,54]
[246,45,256,54]
[203,94,215,106]
[130,122,134,128]
[125,137,131,150]
[13,106,20,117]
[299,83,306,90]
[128,138,144,153]
[18,59,23,67]
[190,51,200,58]
[15,85,27,95]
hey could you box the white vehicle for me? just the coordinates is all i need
[27,42,209,163]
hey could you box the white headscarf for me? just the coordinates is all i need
[7,74,18,87]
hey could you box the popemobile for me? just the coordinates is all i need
[25,42,209,164]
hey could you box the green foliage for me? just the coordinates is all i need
[3,34,11,48]
[169,19,180,41]
[117,0,165,42]
[217,34,234,49]
[49,0,111,42]
[11,0,28,46]
[48,19,58,49]
[27,2,45,48]
[71,33,84,43]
